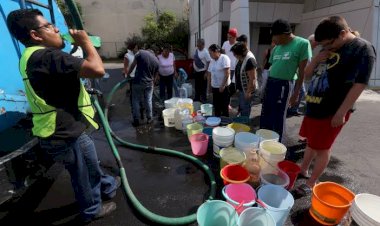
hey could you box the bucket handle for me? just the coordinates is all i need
[221,186,256,207]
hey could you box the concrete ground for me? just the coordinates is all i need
[0,63,379,226]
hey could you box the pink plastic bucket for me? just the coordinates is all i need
[222,183,257,214]
[190,133,209,156]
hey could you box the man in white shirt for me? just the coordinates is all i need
[193,38,211,102]
[222,28,238,95]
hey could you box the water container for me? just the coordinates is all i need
[205,117,221,127]
[182,83,193,97]
[259,140,287,172]
[194,111,206,125]
[212,127,235,157]
[164,97,180,109]
[234,132,260,153]
[162,108,177,127]
[178,98,193,114]
[179,87,188,98]
[220,147,246,169]
[201,104,213,116]
[174,108,190,130]
[182,116,193,134]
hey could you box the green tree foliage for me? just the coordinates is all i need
[56,0,83,28]
[119,11,189,58]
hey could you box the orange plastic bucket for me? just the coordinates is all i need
[309,182,355,225]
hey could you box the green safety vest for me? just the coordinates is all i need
[19,46,99,138]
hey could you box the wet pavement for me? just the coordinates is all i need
[0,63,379,226]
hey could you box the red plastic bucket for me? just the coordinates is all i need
[220,164,250,185]
[277,160,301,190]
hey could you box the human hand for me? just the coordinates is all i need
[315,50,331,64]
[219,86,225,93]
[331,112,346,127]
[69,29,90,46]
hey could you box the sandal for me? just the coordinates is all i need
[298,172,311,179]
[292,184,312,198]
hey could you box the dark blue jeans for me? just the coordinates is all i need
[131,83,153,120]
[260,77,293,142]
[40,133,117,221]
[159,74,174,100]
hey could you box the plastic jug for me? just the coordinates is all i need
[244,150,261,188]
[194,110,206,125]
[174,108,190,130]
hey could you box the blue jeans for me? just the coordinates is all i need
[131,83,153,120]
[159,74,174,100]
[39,133,117,221]
[238,91,252,117]
[260,78,293,142]
[287,82,305,114]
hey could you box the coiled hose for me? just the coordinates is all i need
[91,78,217,225]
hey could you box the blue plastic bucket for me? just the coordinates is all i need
[238,207,276,226]
[257,185,294,226]
[197,200,239,226]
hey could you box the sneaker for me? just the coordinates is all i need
[83,202,117,223]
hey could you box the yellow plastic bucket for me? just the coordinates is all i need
[227,123,250,133]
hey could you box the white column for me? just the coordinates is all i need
[230,0,250,47]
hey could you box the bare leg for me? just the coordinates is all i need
[300,145,317,176]
[306,148,331,187]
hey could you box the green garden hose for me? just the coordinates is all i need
[92,79,217,225]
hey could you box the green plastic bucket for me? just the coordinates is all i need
[197,200,239,226]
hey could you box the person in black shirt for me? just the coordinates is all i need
[295,16,376,197]
[7,9,119,222]
[231,42,258,117]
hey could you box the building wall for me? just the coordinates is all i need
[77,0,188,58]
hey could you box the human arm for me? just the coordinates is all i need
[245,69,257,100]
[289,59,308,106]
[219,68,230,93]
[70,29,105,78]
[331,83,366,127]
[123,56,129,78]
[127,59,137,78]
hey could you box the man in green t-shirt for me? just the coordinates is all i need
[260,19,312,141]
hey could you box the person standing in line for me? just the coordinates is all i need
[207,44,231,117]
[230,42,258,117]
[156,44,177,101]
[193,38,211,103]
[260,19,312,142]
[294,16,375,196]
[128,48,159,127]
[260,41,275,98]
[222,28,238,95]
[6,9,120,222]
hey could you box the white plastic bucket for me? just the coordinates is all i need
[234,132,260,153]
[212,127,235,157]
[174,108,189,130]
[351,193,380,226]
[238,207,276,226]
[162,108,176,127]
[259,140,287,171]
[256,129,280,143]
[164,97,179,109]
[201,104,213,116]
[257,185,294,226]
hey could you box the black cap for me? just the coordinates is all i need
[271,19,292,35]
[237,34,248,42]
